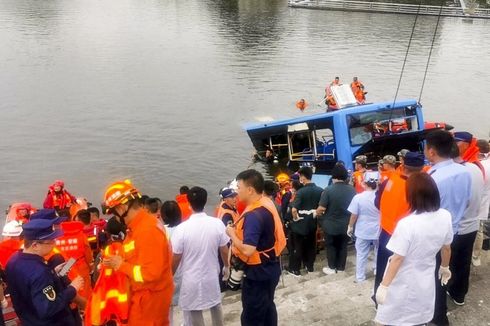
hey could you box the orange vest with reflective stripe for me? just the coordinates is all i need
[86,242,130,326]
[217,204,239,224]
[232,197,286,265]
[379,174,410,235]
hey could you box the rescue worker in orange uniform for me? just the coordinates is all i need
[350,77,367,104]
[0,221,24,268]
[352,155,368,193]
[373,152,424,303]
[295,99,308,112]
[101,180,174,326]
[379,155,397,182]
[275,173,292,219]
[226,169,286,325]
[217,188,239,226]
[6,202,36,224]
[454,131,486,176]
[43,180,77,212]
[56,220,94,300]
[395,149,409,175]
[175,186,192,222]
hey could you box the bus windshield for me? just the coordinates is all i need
[347,107,419,146]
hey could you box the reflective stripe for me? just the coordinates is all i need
[124,241,135,253]
[106,289,128,302]
[133,265,144,283]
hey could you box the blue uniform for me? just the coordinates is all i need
[6,251,78,326]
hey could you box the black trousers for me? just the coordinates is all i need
[432,252,449,326]
[289,231,317,271]
[241,275,280,326]
[374,229,392,295]
[324,233,349,271]
[448,231,477,302]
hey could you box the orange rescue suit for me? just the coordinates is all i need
[379,174,410,235]
[117,209,174,326]
[86,242,130,326]
[56,221,94,299]
[232,197,286,265]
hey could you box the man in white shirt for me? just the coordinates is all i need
[171,187,230,326]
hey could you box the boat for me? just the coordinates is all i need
[245,92,448,181]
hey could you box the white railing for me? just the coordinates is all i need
[288,0,490,18]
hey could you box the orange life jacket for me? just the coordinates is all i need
[296,100,308,111]
[49,190,75,210]
[352,170,365,193]
[354,89,365,104]
[232,197,286,265]
[379,174,410,235]
[56,221,93,298]
[86,242,130,326]
[217,204,239,224]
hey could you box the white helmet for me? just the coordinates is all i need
[2,220,23,237]
[229,179,238,191]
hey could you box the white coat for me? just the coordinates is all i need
[375,209,453,326]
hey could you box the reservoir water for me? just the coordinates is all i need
[1,0,489,214]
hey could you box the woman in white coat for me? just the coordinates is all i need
[375,172,453,326]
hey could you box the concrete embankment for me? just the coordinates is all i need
[174,247,490,325]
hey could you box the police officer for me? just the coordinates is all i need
[5,211,84,326]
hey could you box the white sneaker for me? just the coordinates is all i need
[322,267,336,275]
[472,257,481,267]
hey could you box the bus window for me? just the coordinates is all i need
[347,107,418,146]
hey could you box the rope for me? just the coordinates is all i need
[390,2,422,111]
[418,3,444,103]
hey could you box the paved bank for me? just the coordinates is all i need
[174,248,490,325]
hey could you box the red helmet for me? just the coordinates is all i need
[53,180,65,188]
[102,180,141,214]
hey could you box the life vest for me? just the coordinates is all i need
[46,189,76,210]
[296,100,308,111]
[217,204,239,224]
[232,197,286,265]
[379,174,410,235]
[86,242,129,326]
[350,81,363,92]
[352,170,365,193]
[354,88,366,104]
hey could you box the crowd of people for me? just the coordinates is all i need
[0,129,488,326]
